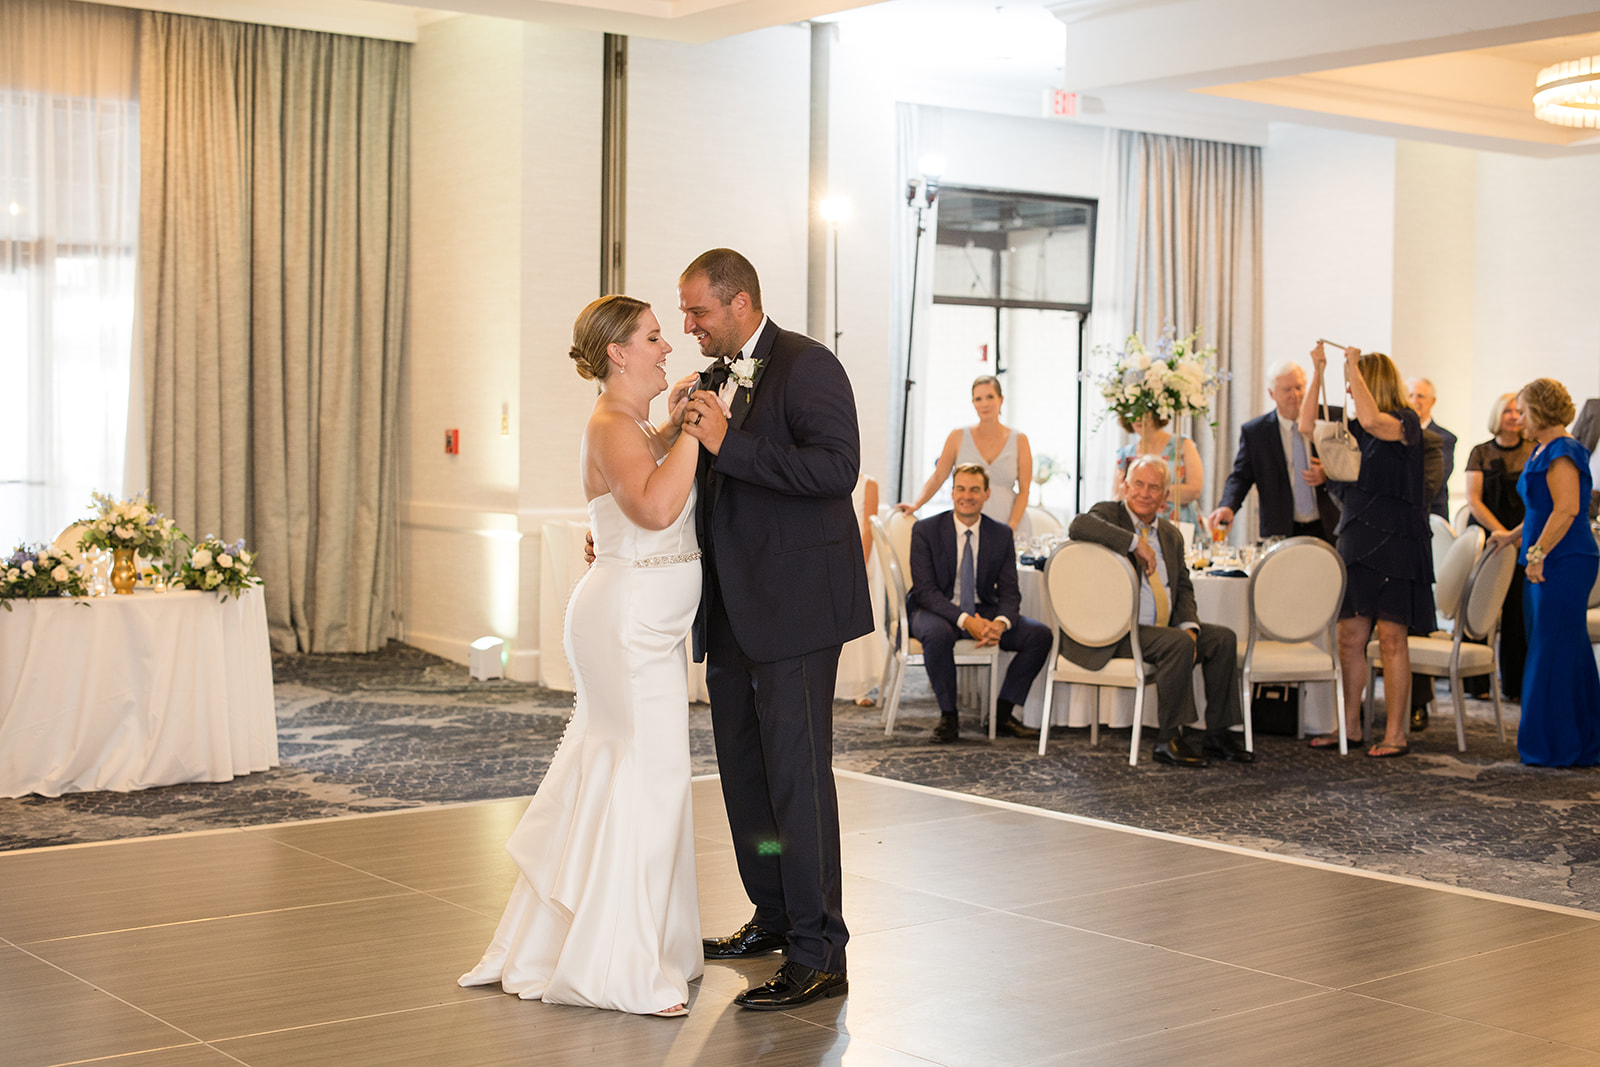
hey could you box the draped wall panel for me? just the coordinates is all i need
[1126,132,1262,513]
[139,12,408,652]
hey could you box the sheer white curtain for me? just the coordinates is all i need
[0,0,140,550]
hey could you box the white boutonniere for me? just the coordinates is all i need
[729,356,761,390]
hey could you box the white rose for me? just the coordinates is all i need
[6,568,18,581]
[192,548,214,569]
[1134,354,1150,370]
[22,561,35,575]
[218,554,234,569]
[51,565,69,582]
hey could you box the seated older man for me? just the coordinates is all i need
[1065,455,1254,768]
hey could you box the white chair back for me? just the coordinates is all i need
[52,522,88,557]
[885,510,916,583]
[1462,543,1517,643]
[869,517,909,637]
[1452,504,1472,534]
[1024,506,1063,537]
[1248,537,1346,644]
[1044,541,1138,649]
[1429,514,1455,579]
[1435,526,1485,620]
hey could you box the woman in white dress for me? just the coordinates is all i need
[459,295,703,1018]
[895,375,1032,530]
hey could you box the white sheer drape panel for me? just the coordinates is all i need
[0,0,139,550]
[139,12,409,653]
[1126,132,1263,515]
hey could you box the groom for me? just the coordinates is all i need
[678,248,872,1010]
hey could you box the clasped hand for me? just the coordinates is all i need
[963,615,1005,646]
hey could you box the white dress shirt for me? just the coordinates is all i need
[950,514,1008,631]
[718,314,770,408]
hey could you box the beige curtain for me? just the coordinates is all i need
[139,11,409,652]
[1126,132,1262,515]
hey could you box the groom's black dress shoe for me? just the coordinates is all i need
[995,714,1040,741]
[703,922,787,959]
[1152,735,1208,768]
[930,715,960,743]
[735,960,848,1010]
[1202,731,1256,763]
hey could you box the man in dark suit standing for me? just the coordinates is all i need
[1068,456,1255,768]
[1209,360,1340,542]
[1408,378,1456,520]
[678,249,871,1011]
[906,464,1050,744]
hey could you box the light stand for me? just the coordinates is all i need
[819,197,850,357]
[896,162,941,501]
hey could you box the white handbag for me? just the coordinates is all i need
[1312,379,1362,482]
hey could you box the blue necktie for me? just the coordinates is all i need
[1291,430,1315,518]
[959,529,976,615]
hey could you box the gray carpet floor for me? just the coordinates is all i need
[6,643,1600,913]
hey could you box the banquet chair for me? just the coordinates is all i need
[1241,537,1348,752]
[1429,514,1456,582]
[1036,541,1148,762]
[868,517,1001,738]
[1366,541,1516,751]
[1434,525,1485,625]
[1024,506,1063,538]
[52,522,88,557]
[1452,504,1473,535]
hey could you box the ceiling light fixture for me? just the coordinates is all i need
[1534,55,1600,127]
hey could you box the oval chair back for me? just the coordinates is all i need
[1247,537,1346,644]
[868,516,908,637]
[885,510,917,586]
[1429,513,1456,580]
[1462,542,1517,644]
[1044,541,1139,650]
[1024,506,1063,538]
[1435,525,1485,621]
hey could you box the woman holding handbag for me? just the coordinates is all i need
[1300,342,1434,757]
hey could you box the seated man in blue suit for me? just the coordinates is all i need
[907,464,1051,743]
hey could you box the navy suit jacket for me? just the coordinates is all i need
[907,512,1021,627]
[1218,410,1341,538]
[693,318,873,664]
[1425,421,1456,516]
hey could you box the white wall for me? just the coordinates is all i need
[1262,123,1397,403]
[1474,151,1600,426]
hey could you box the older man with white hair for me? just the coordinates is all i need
[1209,360,1340,542]
[1408,377,1456,520]
[1067,456,1253,768]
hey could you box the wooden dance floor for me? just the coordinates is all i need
[4,770,1600,1065]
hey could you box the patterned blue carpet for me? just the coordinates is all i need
[5,643,1600,913]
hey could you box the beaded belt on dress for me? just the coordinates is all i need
[632,550,701,568]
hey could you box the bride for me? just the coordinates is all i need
[459,295,704,1017]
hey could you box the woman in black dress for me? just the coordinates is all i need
[1300,343,1434,757]
[1464,393,1533,699]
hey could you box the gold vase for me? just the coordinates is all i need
[111,548,137,595]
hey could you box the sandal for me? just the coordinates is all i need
[1366,742,1409,758]
[651,1004,689,1018]
[1308,735,1360,750]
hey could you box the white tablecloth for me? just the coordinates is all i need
[1014,569,1335,734]
[0,587,278,797]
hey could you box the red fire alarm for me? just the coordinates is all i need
[445,429,460,454]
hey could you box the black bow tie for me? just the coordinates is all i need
[699,361,732,393]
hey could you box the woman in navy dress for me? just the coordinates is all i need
[1301,343,1434,757]
[1489,378,1600,766]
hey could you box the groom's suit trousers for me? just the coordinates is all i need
[705,593,848,975]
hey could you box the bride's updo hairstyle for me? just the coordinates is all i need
[570,295,650,381]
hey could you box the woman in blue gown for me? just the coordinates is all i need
[1490,378,1600,766]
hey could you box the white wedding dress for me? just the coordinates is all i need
[459,487,704,1014]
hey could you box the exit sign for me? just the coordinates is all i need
[1045,90,1078,118]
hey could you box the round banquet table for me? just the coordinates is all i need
[0,587,277,797]
[1013,568,1336,734]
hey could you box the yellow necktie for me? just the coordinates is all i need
[1139,524,1170,627]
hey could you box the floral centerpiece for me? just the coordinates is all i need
[78,492,180,556]
[1,545,91,611]
[172,535,260,600]
[1085,327,1225,427]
